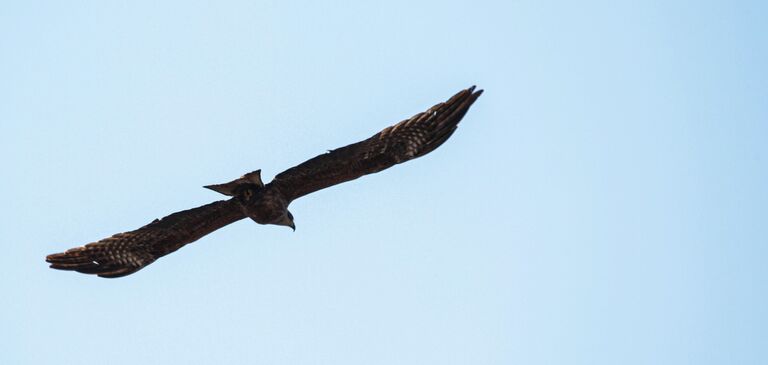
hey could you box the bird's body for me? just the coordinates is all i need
[46,86,483,278]
[244,185,292,226]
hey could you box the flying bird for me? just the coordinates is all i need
[46,86,483,278]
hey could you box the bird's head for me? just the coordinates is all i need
[275,210,295,231]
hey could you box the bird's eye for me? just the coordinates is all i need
[243,189,253,200]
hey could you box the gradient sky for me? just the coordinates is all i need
[2,1,766,364]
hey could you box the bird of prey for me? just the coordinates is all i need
[46,86,483,278]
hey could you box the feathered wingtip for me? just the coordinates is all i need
[204,170,264,196]
[46,248,142,278]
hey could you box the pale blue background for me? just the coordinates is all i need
[2,1,766,364]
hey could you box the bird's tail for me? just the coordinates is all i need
[204,170,264,196]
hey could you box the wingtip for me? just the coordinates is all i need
[45,252,65,263]
[461,85,482,100]
[461,86,483,107]
[468,85,483,97]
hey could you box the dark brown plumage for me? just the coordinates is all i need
[46,200,245,278]
[270,86,482,202]
[46,86,483,278]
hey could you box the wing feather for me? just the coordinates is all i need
[46,199,245,278]
[270,86,483,202]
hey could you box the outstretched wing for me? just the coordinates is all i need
[46,199,245,278]
[270,86,483,202]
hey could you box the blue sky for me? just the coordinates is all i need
[2,1,766,364]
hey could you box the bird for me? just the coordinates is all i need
[45,86,483,278]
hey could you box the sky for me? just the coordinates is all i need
[1,1,767,364]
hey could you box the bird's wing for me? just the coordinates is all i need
[270,86,483,202]
[46,199,245,278]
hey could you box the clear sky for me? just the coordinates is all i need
[2,1,766,364]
